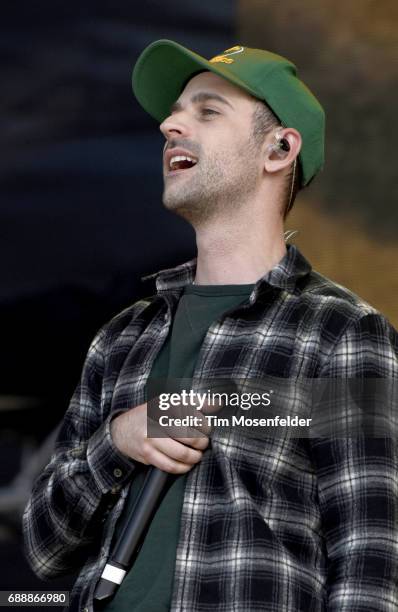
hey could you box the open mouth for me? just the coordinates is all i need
[168,155,198,174]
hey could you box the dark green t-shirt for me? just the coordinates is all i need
[103,283,254,612]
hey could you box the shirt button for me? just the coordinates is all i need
[113,468,123,478]
[82,607,89,612]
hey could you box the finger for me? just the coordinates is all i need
[200,400,225,415]
[153,437,204,466]
[148,418,211,441]
[154,413,212,438]
[145,446,196,475]
[175,436,210,450]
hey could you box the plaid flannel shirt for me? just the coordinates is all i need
[23,245,398,611]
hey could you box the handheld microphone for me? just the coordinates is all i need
[94,467,169,602]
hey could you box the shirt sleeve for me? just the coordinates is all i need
[310,313,398,611]
[22,325,136,580]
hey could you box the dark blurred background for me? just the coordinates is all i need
[1,0,397,606]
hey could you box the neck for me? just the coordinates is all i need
[193,200,286,285]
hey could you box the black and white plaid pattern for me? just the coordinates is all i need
[23,245,398,611]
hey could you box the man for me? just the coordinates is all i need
[23,40,398,611]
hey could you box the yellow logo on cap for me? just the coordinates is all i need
[209,45,245,64]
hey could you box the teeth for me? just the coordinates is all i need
[169,155,198,170]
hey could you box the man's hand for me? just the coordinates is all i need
[110,402,209,474]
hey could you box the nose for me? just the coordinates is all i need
[159,112,191,140]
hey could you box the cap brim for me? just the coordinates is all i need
[132,39,260,123]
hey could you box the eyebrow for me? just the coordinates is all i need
[170,91,234,114]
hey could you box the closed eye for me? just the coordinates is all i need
[200,108,220,117]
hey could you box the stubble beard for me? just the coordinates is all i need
[162,140,260,227]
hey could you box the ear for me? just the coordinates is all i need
[263,128,302,177]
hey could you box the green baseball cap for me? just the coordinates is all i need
[132,39,325,186]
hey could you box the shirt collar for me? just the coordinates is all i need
[142,244,311,296]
